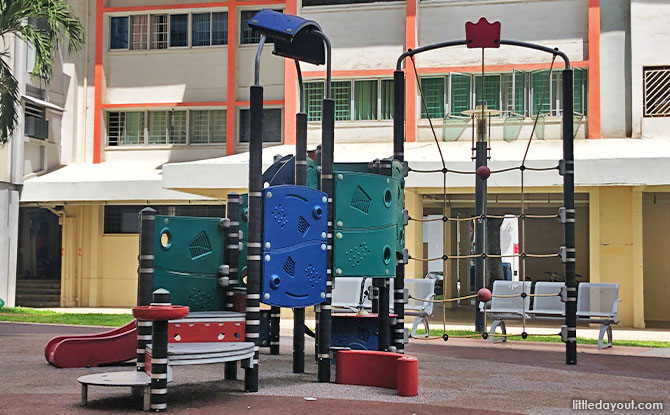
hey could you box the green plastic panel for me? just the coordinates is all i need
[306,158,319,189]
[334,172,398,230]
[333,225,397,277]
[153,215,227,311]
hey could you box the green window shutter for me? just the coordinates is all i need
[354,80,378,120]
[169,111,187,144]
[514,71,526,115]
[532,70,551,116]
[573,69,586,115]
[210,110,226,143]
[450,74,471,116]
[124,111,144,144]
[305,81,324,121]
[474,75,501,110]
[380,79,394,120]
[332,81,351,121]
[420,77,444,119]
[148,111,168,144]
[190,110,209,144]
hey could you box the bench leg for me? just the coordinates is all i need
[422,316,430,337]
[598,324,613,350]
[225,361,238,380]
[80,384,87,406]
[489,320,506,343]
[143,386,150,411]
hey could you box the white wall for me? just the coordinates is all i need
[418,0,587,67]
[631,0,670,138]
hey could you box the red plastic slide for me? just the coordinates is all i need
[45,320,137,368]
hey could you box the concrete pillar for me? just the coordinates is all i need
[589,186,645,327]
[404,189,423,279]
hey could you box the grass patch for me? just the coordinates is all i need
[414,328,670,348]
[0,307,133,327]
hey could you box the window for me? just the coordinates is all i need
[192,12,228,47]
[110,17,129,49]
[305,79,394,122]
[305,82,324,121]
[190,110,226,144]
[130,15,148,50]
[303,0,399,5]
[169,14,188,47]
[107,109,222,146]
[240,10,280,44]
[104,205,226,234]
[150,14,169,49]
[333,81,351,121]
[380,79,394,120]
[418,70,587,119]
[239,108,282,143]
[354,80,377,120]
[421,78,445,119]
[112,12,227,50]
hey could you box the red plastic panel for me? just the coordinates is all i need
[465,17,501,49]
[335,350,418,397]
[168,321,246,343]
[46,322,137,368]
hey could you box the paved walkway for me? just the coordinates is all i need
[1,322,669,415]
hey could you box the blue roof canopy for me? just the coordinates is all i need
[247,10,326,65]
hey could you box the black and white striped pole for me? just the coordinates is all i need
[137,208,156,372]
[149,289,170,412]
[392,69,406,353]
[224,193,240,380]
[244,34,267,393]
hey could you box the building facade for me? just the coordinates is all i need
[2,0,669,328]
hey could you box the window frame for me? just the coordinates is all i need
[304,78,395,122]
[105,108,227,147]
[237,107,284,144]
[108,11,229,52]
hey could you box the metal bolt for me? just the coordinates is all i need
[164,218,169,225]
[264,293,270,300]
[336,268,342,275]
[337,174,343,180]
[320,292,325,299]
[321,232,326,238]
[336,232,342,239]
[265,254,271,262]
[336,221,343,227]
[265,242,271,249]
[322,196,327,203]
[266,191,272,198]
[386,269,390,275]
[321,244,326,251]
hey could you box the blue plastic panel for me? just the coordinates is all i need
[262,185,328,307]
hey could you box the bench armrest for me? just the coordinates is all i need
[611,298,621,323]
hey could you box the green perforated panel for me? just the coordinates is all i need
[334,172,398,230]
[153,215,226,310]
[333,226,397,277]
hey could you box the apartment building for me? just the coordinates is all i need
[2,0,669,328]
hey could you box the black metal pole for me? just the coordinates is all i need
[244,84,264,393]
[225,194,240,380]
[562,68,577,365]
[474,139,487,332]
[293,110,308,373]
[376,279,390,351]
[317,97,334,383]
[149,289,170,412]
[136,208,155,374]
[392,69,406,353]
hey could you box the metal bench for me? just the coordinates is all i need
[331,277,364,313]
[405,279,435,338]
[482,280,532,342]
[576,282,620,349]
[482,281,621,349]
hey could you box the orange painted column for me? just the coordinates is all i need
[93,0,104,163]
[226,1,238,155]
[404,0,417,142]
[283,0,297,145]
[587,0,601,139]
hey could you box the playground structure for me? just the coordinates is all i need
[47,11,586,412]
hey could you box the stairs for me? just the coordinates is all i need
[16,279,61,307]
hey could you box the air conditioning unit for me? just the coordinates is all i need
[24,115,48,140]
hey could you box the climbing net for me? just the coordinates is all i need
[405,52,569,341]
